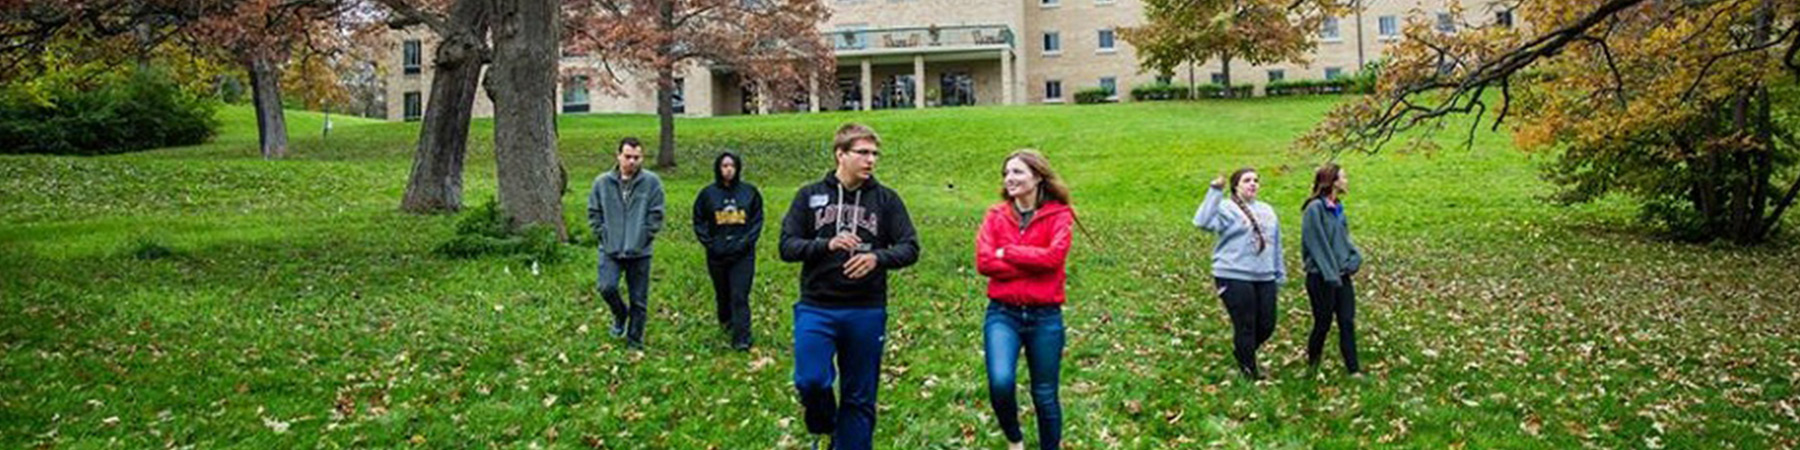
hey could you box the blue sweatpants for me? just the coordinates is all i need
[793,302,887,450]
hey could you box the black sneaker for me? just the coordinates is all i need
[609,320,626,338]
[1240,364,1265,381]
[731,341,751,352]
[626,340,645,351]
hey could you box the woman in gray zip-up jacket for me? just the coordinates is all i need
[1193,167,1285,380]
[1301,163,1363,375]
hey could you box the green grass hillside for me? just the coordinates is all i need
[2,100,1796,448]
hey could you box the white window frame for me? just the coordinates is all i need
[1324,67,1344,80]
[1378,15,1399,40]
[1320,16,1341,42]
[402,40,422,75]
[1042,31,1062,56]
[1096,28,1117,53]
[403,91,422,120]
[1045,80,1064,103]
[1099,76,1118,100]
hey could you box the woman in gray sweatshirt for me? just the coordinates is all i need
[1301,163,1363,375]
[1193,167,1286,380]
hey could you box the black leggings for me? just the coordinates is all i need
[1216,278,1278,376]
[1304,272,1360,373]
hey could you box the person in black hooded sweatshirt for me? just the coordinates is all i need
[693,151,764,351]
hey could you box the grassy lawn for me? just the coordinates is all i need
[2,99,1797,449]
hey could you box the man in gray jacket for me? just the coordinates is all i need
[588,137,665,350]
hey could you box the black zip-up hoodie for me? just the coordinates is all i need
[779,171,920,308]
[692,152,764,262]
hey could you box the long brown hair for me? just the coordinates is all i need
[998,149,1072,205]
[1226,167,1268,253]
[1304,162,1343,212]
[1000,149,1095,246]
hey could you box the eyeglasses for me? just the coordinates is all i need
[847,149,881,158]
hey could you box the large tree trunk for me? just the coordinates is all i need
[400,0,490,214]
[1220,52,1234,99]
[655,66,677,169]
[486,0,566,239]
[248,57,289,159]
[654,1,678,169]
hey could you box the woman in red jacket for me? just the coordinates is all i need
[976,149,1077,450]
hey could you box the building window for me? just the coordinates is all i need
[1437,12,1456,33]
[1267,69,1285,83]
[1496,10,1514,28]
[1210,72,1226,84]
[1321,16,1340,41]
[1099,77,1117,98]
[672,77,686,114]
[1045,80,1063,101]
[562,76,590,113]
[1097,29,1116,52]
[1156,75,1173,85]
[940,71,976,106]
[1325,67,1344,80]
[1040,0,1058,6]
[403,91,422,120]
[402,40,422,75]
[1043,32,1061,54]
[1379,15,1399,38]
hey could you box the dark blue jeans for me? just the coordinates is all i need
[597,254,652,346]
[984,300,1065,450]
[793,302,886,450]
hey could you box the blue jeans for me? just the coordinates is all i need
[984,300,1065,450]
[597,255,652,345]
[793,302,887,450]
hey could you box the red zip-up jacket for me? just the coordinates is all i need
[975,200,1075,307]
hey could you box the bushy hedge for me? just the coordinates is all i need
[434,198,568,265]
[1197,83,1255,99]
[1349,60,1384,94]
[1264,78,1355,96]
[1130,82,1192,101]
[0,66,218,155]
[1073,87,1115,104]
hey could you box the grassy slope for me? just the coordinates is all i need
[1,101,1796,449]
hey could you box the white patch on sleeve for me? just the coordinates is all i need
[808,194,830,208]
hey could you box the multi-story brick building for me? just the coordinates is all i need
[384,0,1517,120]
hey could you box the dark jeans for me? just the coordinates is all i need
[792,302,886,450]
[1305,272,1360,373]
[983,300,1065,450]
[598,254,652,346]
[1216,277,1278,377]
[707,254,755,347]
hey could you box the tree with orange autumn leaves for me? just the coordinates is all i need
[1121,0,1348,98]
[188,0,365,159]
[563,0,834,168]
[1302,0,1800,244]
[3,0,372,159]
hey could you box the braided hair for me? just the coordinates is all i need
[1227,167,1267,253]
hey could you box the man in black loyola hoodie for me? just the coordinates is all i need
[780,123,919,450]
[692,151,763,351]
